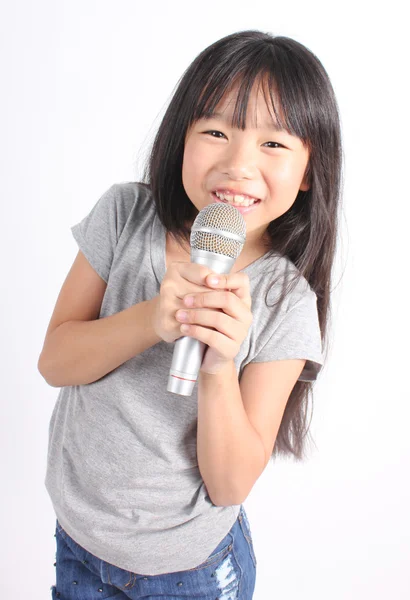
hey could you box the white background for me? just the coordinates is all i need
[1,1,409,598]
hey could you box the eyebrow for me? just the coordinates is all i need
[201,111,288,133]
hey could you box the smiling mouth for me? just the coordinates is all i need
[212,191,261,207]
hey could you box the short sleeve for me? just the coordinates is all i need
[251,289,324,381]
[70,184,119,283]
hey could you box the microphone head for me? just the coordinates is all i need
[190,202,246,259]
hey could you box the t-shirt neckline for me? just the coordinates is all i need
[151,211,270,284]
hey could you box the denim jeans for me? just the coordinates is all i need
[51,505,257,599]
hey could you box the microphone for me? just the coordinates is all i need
[167,202,246,396]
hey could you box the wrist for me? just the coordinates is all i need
[199,359,235,377]
[143,296,162,344]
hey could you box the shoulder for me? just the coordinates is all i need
[108,182,156,236]
[88,181,153,217]
[251,251,316,313]
[245,253,323,382]
[111,181,153,214]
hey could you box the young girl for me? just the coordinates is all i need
[39,30,342,599]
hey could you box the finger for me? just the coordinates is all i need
[206,272,251,302]
[176,308,242,341]
[174,262,215,288]
[183,291,252,324]
[179,323,238,356]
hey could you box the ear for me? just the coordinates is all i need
[299,165,311,192]
[299,179,310,192]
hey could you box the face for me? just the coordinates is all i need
[181,82,310,252]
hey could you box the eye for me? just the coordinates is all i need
[203,130,227,139]
[264,141,284,149]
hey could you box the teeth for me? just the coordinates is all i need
[214,191,257,207]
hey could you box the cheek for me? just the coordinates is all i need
[270,159,308,192]
[182,141,208,187]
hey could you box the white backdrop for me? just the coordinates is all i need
[1,1,409,598]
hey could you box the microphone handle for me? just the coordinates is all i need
[167,249,236,396]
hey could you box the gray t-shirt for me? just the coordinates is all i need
[45,182,323,575]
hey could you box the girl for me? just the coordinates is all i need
[39,30,342,600]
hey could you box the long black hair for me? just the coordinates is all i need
[142,30,343,460]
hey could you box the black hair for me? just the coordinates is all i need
[142,30,343,461]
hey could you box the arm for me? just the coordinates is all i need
[38,297,161,387]
[197,358,306,506]
[173,270,307,505]
[38,250,161,387]
[197,359,266,506]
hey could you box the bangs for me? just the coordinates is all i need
[188,52,311,145]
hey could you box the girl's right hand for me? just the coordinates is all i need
[152,261,216,343]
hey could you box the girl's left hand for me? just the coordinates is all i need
[175,272,253,375]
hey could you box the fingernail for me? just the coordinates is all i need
[209,277,219,285]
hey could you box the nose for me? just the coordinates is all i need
[219,141,258,180]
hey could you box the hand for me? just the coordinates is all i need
[174,272,253,374]
[152,262,219,343]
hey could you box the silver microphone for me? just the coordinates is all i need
[167,202,246,396]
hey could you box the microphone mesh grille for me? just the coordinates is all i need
[191,203,246,259]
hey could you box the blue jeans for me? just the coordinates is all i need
[51,505,257,599]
